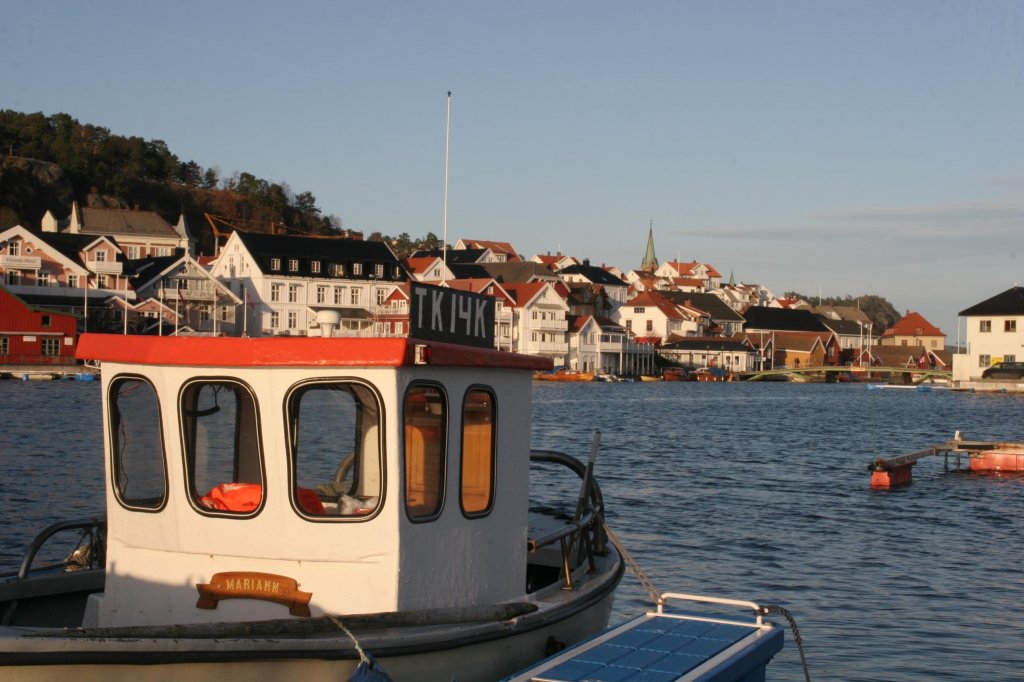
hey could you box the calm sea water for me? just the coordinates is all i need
[2,379,1023,680]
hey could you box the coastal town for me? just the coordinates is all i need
[0,203,1020,387]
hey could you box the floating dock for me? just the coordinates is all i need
[869,432,1024,488]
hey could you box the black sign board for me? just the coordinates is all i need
[409,282,495,348]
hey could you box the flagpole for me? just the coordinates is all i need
[442,90,451,284]
[123,277,128,334]
[243,287,249,337]
[159,283,164,336]
[83,273,89,333]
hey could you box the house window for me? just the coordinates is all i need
[286,380,383,519]
[271,258,281,271]
[646,320,654,332]
[37,272,50,287]
[127,245,140,259]
[634,307,644,313]
[374,264,384,278]
[5,272,20,286]
[350,288,361,305]
[94,251,107,262]
[68,274,79,288]
[353,263,363,276]
[1006,354,1017,363]
[182,380,263,516]
[97,274,109,288]
[332,263,345,277]
[1005,320,1017,333]
[288,284,300,303]
[317,286,328,303]
[979,354,991,367]
[0,336,7,355]
[270,283,282,302]
[404,384,446,521]
[393,266,401,278]
[334,286,345,304]
[109,378,166,510]
[311,260,321,274]
[375,288,386,305]
[461,388,495,517]
[288,311,298,329]
[7,241,20,256]
[269,312,279,329]
[41,315,50,327]
[289,259,299,272]
[980,320,992,332]
[41,337,60,356]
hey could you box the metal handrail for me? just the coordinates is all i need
[12,517,106,580]
[657,592,767,626]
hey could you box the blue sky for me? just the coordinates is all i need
[4,1,1024,339]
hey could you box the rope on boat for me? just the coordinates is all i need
[326,615,371,664]
[757,604,812,682]
[602,523,663,606]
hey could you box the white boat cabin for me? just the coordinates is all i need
[76,331,550,629]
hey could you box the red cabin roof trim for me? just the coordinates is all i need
[76,334,551,370]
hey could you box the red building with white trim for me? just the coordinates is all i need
[0,285,78,366]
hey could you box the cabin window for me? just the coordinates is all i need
[461,388,496,517]
[1005,320,1017,333]
[0,336,7,355]
[980,320,992,332]
[41,338,60,356]
[287,381,383,519]
[181,380,264,516]
[110,377,166,510]
[404,384,446,520]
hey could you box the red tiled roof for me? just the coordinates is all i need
[883,311,944,337]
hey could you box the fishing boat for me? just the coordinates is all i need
[1,284,791,681]
[0,284,623,681]
[533,368,595,382]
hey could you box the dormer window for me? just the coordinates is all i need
[289,259,299,272]
[271,258,281,271]
[311,260,321,274]
[374,264,384,278]
[353,263,363,276]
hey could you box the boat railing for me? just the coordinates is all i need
[528,447,608,589]
[1,516,106,581]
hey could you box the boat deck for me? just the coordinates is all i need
[505,604,783,682]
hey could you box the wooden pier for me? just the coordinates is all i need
[869,433,1024,487]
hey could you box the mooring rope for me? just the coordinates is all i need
[603,523,663,606]
[758,604,812,682]
[326,614,372,665]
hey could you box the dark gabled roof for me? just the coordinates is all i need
[27,230,137,276]
[447,263,493,279]
[660,336,752,353]
[959,286,1024,316]
[480,261,559,284]
[237,232,405,282]
[659,292,745,323]
[816,316,864,336]
[410,248,490,265]
[557,263,627,287]
[129,253,187,289]
[742,306,830,333]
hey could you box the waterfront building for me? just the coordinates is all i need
[452,238,521,262]
[402,255,455,282]
[953,286,1024,382]
[530,251,579,271]
[567,315,656,375]
[131,251,241,335]
[615,290,703,344]
[0,283,78,367]
[208,231,406,337]
[658,291,746,337]
[653,260,723,291]
[658,336,755,373]
[879,311,945,350]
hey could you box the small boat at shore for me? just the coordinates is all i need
[534,368,595,382]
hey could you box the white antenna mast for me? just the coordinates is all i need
[442,90,451,283]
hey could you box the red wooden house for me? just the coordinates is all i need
[0,285,78,365]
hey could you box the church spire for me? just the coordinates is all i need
[641,219,658,271]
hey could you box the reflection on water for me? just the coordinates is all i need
[2,380,1023,679]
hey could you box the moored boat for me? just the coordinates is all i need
[0,284,622,681]
[534,368,596,382]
